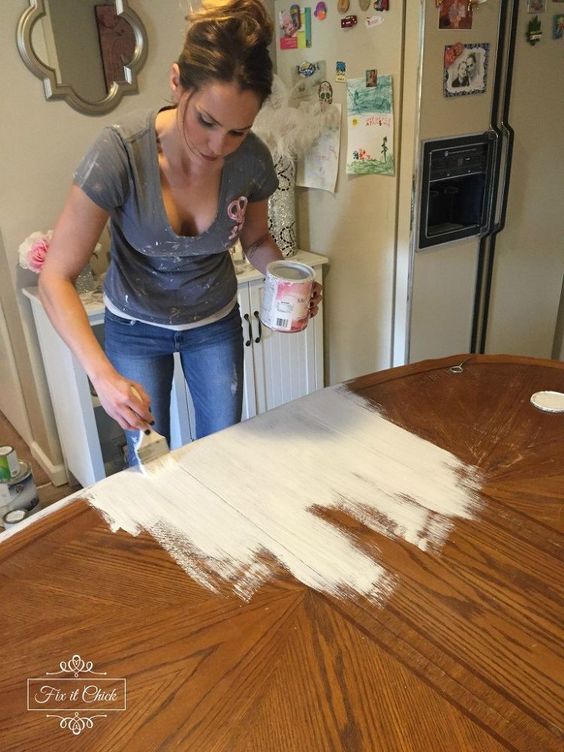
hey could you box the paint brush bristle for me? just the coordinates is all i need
[134,428,170,474]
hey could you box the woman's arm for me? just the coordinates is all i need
[239,200,323,317]
[39,185,152,430]
[238,200,282,274]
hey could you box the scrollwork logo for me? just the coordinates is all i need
[27,654,126,736]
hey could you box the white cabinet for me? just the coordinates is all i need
[238,267,324,421]
[24,250,327,487]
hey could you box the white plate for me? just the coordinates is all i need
[530,391,564,414]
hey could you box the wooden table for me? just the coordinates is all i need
[0,355,562,751]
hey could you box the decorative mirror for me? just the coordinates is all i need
[17,0,148,116]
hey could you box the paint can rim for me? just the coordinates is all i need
[3,508,28,527]
[265,260,315,282]
[0,460,31,486]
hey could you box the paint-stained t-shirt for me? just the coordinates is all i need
[73,109,278,327]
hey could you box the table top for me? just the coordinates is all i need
[0,354,562,752]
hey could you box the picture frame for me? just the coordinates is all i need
[443,43,489,98]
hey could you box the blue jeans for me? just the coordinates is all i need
[104,305,244,466]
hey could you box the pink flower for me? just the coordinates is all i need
[18,230,102,275]
[27,237,50,272]
[18,230,53,273]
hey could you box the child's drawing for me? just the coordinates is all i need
[346,75,394,176]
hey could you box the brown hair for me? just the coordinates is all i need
[178,0,274,104]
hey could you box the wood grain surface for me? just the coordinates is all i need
[0,354,562,751]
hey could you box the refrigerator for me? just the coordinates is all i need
[273,0,564,383]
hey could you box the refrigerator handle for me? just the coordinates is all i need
[480,129,500,237]
[491,122,514,234]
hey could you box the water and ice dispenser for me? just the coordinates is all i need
[418,133,496,250]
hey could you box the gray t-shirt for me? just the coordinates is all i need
[73,109,278,326]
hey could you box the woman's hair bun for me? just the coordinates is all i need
[179,0,274,103]
[187,0,273,49]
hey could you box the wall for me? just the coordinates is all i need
[0,1,186,481]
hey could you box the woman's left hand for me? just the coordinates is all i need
[309,281,323,318]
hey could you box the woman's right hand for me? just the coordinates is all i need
[90,369,153,431]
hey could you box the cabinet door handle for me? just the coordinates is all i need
[253,311,262,343]
[243,313,252,346]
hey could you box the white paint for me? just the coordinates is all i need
[85,386,482,602]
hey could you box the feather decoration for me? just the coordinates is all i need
[252,75,340,162]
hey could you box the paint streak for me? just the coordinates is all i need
[85,386,482,602]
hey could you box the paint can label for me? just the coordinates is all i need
[260,261,314,333]
[0,446,20,481]
[0,461,39,525]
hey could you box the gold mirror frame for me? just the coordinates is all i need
[17,0,148,116]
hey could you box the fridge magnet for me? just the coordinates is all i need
[341,14,358,27]
[526,16,542,45]
[366,14,385,27]
[443,42,464,67]
[296,103,342,192]
[439,0,473,30]
[346,74,395,176]
[526,0,545,12]
[366,69,378,87]
[318,80,334,105]
[553,15,564,39]
[336,60,347,81]
[373,0,389,10]
[297,61,319,77]
[443,42,489,97]
[291,61,327,101]
[314,2,327,19]
[279,5,312,50]
[359,0,371,10]
[337,0,350,12]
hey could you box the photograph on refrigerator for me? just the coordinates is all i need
[526,0,546,12]
[444,43,489,97]
[438,0,473,29]
[279,4,312,49]
[553,14,564,39]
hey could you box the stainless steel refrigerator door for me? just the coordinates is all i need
[484,10,564,358]
[404,0,502,362]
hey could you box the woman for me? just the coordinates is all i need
[451,60,469,88]
[39,0,322,464]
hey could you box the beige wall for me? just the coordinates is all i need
[0,1,186,477]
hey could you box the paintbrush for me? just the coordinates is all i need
[130,387,170,471]
[134,427,170,471]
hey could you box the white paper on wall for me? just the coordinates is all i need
[296,104,341,193]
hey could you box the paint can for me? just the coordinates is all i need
[0,459,39,527]
[260,260,315,333]
[0,446,20,481]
